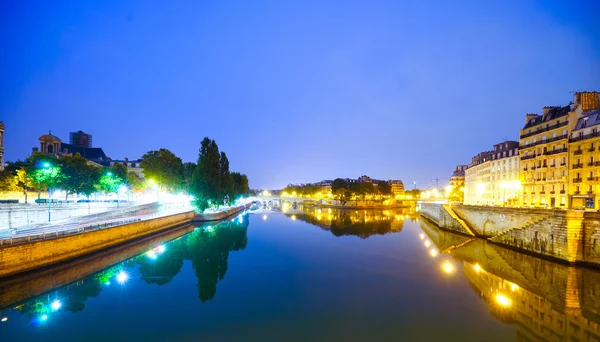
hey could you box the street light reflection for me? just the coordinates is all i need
[442,261,454,274]
[495,293,512,307]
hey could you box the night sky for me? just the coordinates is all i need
[2,0,600,189]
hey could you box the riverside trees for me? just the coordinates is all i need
[190,137,249,211]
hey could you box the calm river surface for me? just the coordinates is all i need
[1,207,599,341]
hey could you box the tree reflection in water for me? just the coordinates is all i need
[11,214,249,320]
[288,207,413,239]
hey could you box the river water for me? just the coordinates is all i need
[1,207,599,341]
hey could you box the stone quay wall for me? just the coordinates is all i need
[0,211,194,278]
[420,203,600,265]
[419,203,473,236]
[192,203,252,222]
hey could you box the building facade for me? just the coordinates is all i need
[109,158,145,179]
[568,108,600,209]
[69,130,92,148]
[488,141,520,206]
[519,92,600,209]
[464,152,492,205]
[389,180,405,197]
[449,165,467,189]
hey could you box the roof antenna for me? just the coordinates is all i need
[49,130,52,135]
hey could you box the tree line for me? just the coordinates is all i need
[0,137,249,209]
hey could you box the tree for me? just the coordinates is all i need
[191,138,222,210]
[140,149,184,192]
[182,162,196,192]
[110,163,129,184]
[332,178,348,193]
[127,171,145,194]
[58,154,100,200]
[96,170,122,195]
[219,152,232,203]
[231,172,249,199]
[377,180,392,196]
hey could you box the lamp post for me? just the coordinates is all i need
[42,163,52,222]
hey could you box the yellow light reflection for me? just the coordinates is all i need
[424,240,431,247]
[291,215,296,220]
[474,264,481,272]
[430,249,438,257]
[495,293,512,307]
[442,261,454,274]
[510,283,519,292]
[262,214,267,220]
[420,233,425,240]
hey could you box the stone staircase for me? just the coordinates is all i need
[442,204,475,236]
[489,216,549,244]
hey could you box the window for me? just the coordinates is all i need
[587,198,595,208]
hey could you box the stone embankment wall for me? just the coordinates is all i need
[0,211,194,278]
[193,203,252,222]
[419,203,473,236]
[420,203,600,265]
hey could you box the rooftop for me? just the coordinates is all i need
[523,105,570,129]
[573,110,600,131]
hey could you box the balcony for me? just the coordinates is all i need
[539,191,546,195]
[589,147,596,152]
[569,130,600,143]
[573,178,583,183]
[521,121,569,139]
[544,147,568,156]
[589,191,595,195]
[521,154,537,161]
[523,167,528,171]
[573,163,584,169]
[589,162,596,167]
[588,177,599,182]
[540,164,548,168]
[574,150,583,155]
[531,192,536,195]
[575,191,581,195]
[531,166,537,170]
[560,162,567,166]
[596,161,600,166]
[550,191,556,194]
[550,164,556,168]
[560,190,566,194]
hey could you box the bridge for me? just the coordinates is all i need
[252,196,334,208]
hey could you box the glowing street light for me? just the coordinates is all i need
[262,214,267,221]
[50,299,62,311]
[430,249,438,257]
[116,270,129,284]
[495,293,512,307]
[441,261,454,274]
[1,317,7,322]
[41,315,48,321]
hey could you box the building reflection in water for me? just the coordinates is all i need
[420,218,600,342]
[0,214,249,324]
[287,206,417,239]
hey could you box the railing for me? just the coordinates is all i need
[589,191,595,195]
[549,164,556,168]
[589,147,596,152]
[574,150,583,155]
[573,164,584,169]
[573,178,583,183]
[560,190,566,194]
[550,191,555,194]
[539,191,546,195]
[521,154,537,161]
[544,148,568,156]
[520,121,569,139]
[588,177,599,181]
[589,162,596,167]
[569,130,600,143]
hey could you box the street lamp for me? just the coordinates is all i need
[42,163,52,222]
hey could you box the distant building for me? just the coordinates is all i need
[110,158,145,179]
[0,121,5,170]
[69,130,92,148]
[449,165,467,189]
[358,175,372,183]
[38,131,110,165]
[389,180,405,197]
[464,151,493,205]
[489,141,520,206]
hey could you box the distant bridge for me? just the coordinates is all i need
[252,196,334,208]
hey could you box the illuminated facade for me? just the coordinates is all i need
[488,141,520,206]
[519,91,600,208]
[389,180,405,197]
[568,108,600,209]
[464,152,492,205]
[449,165,467,189]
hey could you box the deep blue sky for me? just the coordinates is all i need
[2,0,599,189]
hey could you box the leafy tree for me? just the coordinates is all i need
[182,162,196,192]
[231,172,249,199]
[377,180,392,196]
[24,153,62,199]
[110,163,129,184]
[127,171,145,194]
[58,154,101,200]
[191,138,222,210]
[140,149,184,192]
[0,168,18,192]
[219,152,232,203]
[96,170,122,194]
[332,178,349,193]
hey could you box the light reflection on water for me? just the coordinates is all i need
[1,208,599,341]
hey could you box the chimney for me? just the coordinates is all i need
[525,113,539,125]
[575,91,600,111]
